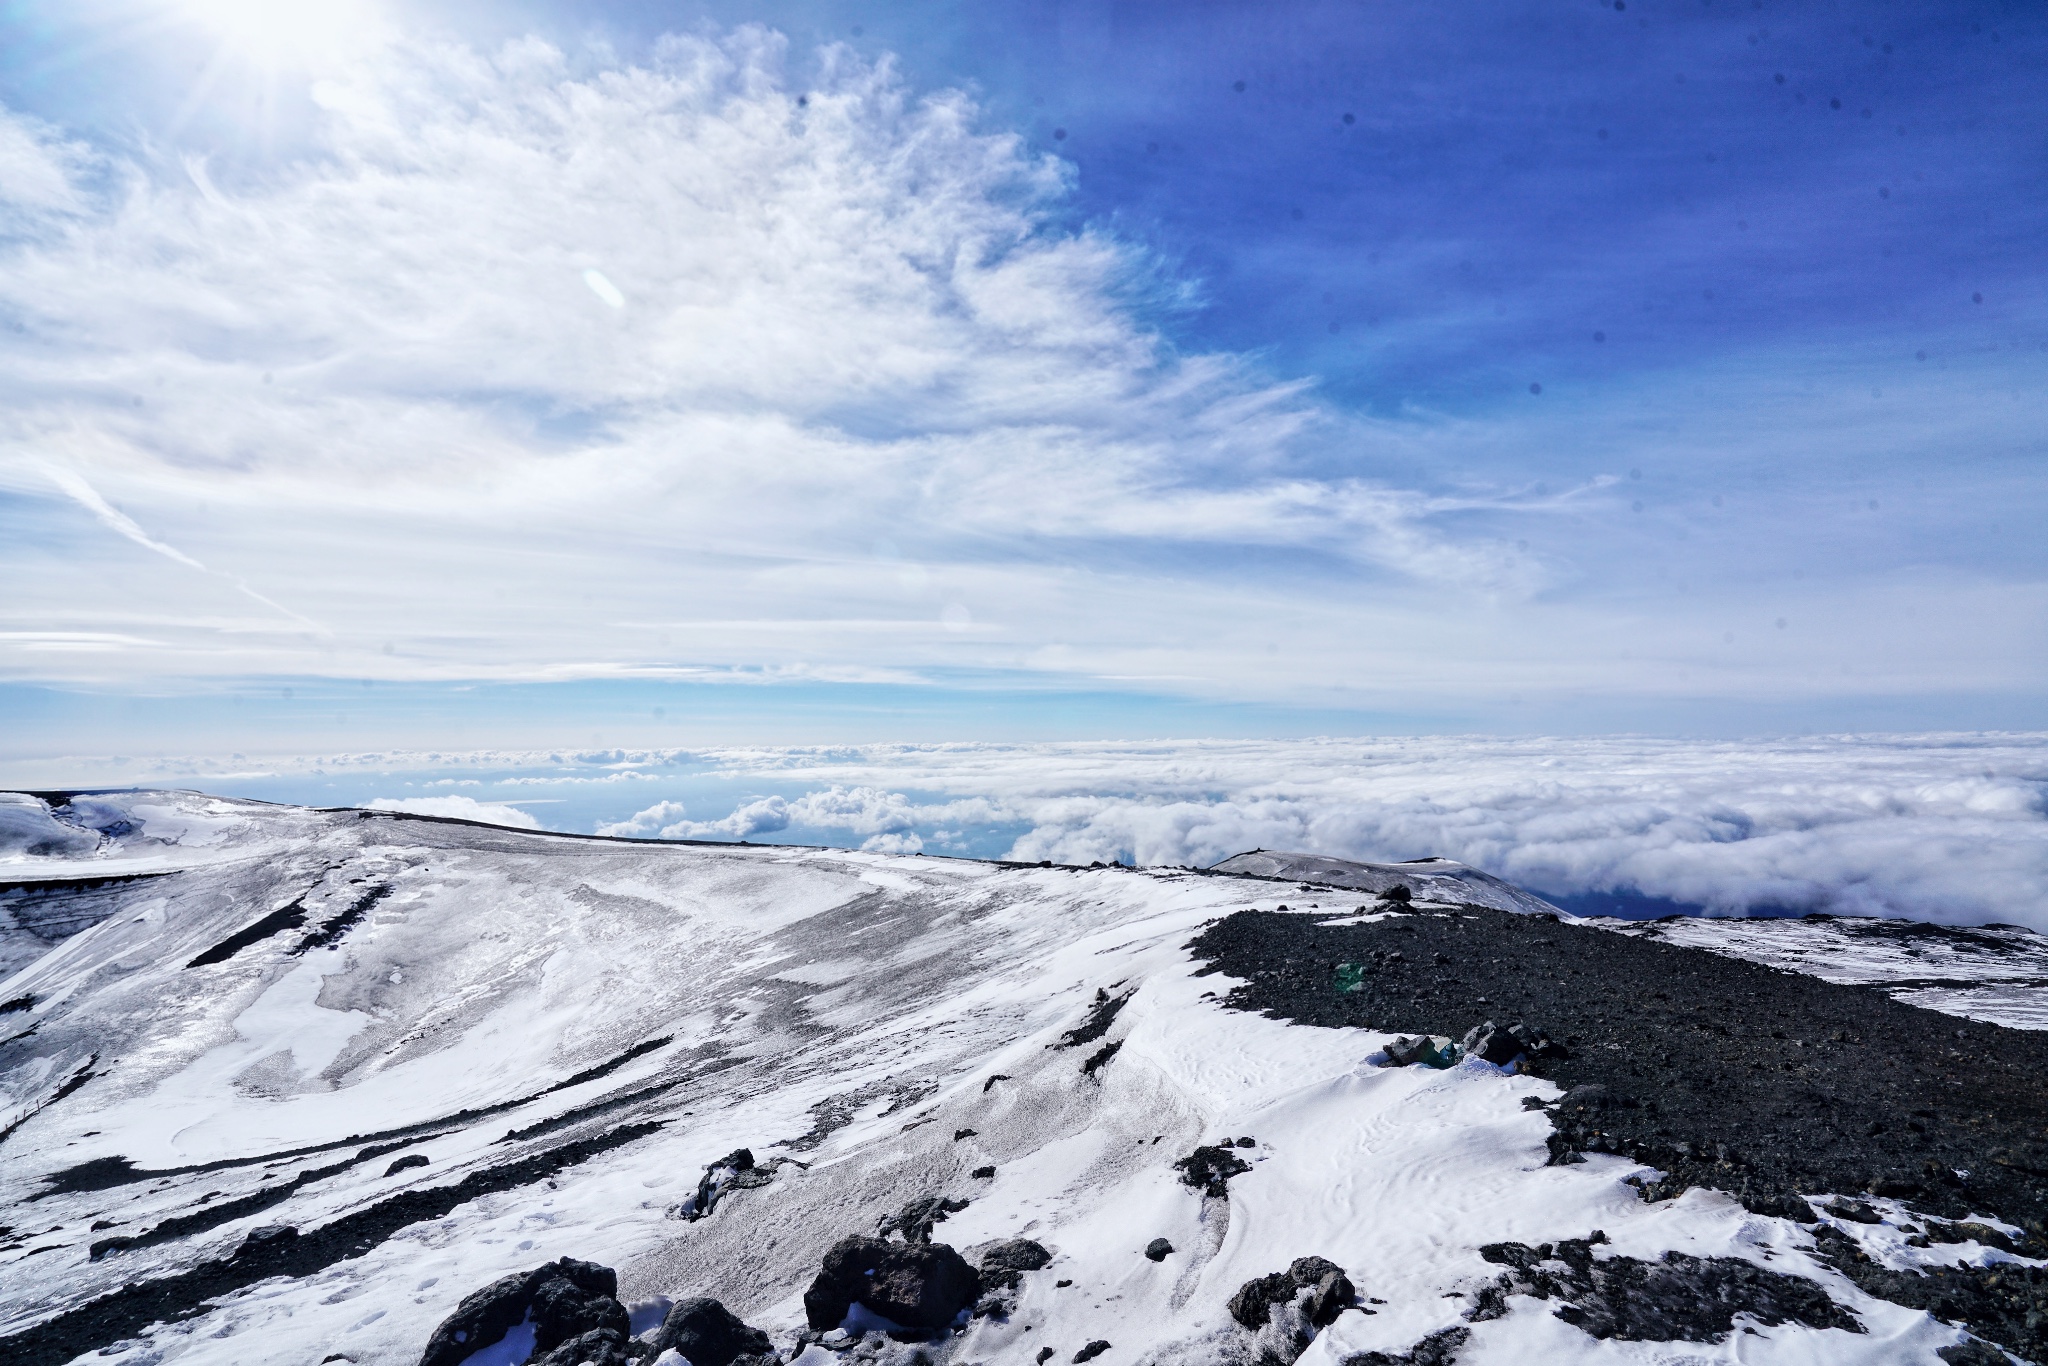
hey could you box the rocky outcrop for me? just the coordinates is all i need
[417,1258,628,1366]
[1338,1327,1468,1366]
[1227,1256,1353,1331]
[1174,1145,1252,1197]
[1459,1020,1566,1065]
[978,1238,1053,1290]
[1469,1234,1860,1342]
[802,1235,980,1332]
[676,1149,778,1222]
[878,1195,970,1244]
[647,1297,774,1366]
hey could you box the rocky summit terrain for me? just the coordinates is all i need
[0,790,2044,1366]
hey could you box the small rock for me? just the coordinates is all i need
[972,1165,996,1179]
[1235,1136,1256,1148]
[1144,1238,1173,1262]
[1035,1350,1055,1365]
[1823,1198,1882,1224]
[1377,886,1412,903]
[1383,1035,1456,1069]
[878,1195,970,1244]
[1460,1021,1523,1066]
[954,1129,977,1141]
[677,1149,776,1222]
[1073,1341,1111,1363]
[384,1154,430,1177]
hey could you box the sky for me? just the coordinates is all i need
[1,0,2045,763]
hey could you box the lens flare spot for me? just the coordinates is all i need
[583,269,626,309]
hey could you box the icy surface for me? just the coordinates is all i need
[0,796,2007,1366]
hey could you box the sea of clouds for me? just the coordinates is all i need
[22,732,2044,929]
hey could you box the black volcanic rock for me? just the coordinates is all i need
[649,1296,773,1366]
[531,1327,634,1366]
[418,1258,625,1366]
[1228,1255,1352,1330]
[979,1238,1053,1290]
[1173,1145,1252,1197]
[802,1235,979,1331]
[878,1195,969,1244]
[1471,1234,1860,1342]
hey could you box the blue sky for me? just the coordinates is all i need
[1,0,2043,763]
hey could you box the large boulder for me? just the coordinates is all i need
[1227,1256,1355,1331]
[418,1258,627,1366]
[802,1235,980,1332]
[649,1297,774,1366]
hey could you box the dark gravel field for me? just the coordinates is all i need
[1188,905,2048,1360]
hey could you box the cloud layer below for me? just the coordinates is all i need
[22,732,2045,929]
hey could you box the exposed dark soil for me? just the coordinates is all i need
[0,1121,664,1366]
[1055,987,1132,1050]
[1190,907,2048,1359]
[292,883,394,954]
[184,899,311,968]
[1809,1224,2048,1362]
[1337,1327,1468,1366]
[1471,1234,1861,1341]
[1190,908,2048,1234]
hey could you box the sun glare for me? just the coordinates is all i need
[179,0,381,67]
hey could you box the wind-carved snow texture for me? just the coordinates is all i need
[0,799,2037,1366]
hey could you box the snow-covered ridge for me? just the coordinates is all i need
[0,795,2034,1366]
[1208,850,1562,918]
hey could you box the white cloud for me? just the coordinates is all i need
[585,734,2048,927]
[364,795,540,828]
[602,782,1014,851]
[594,799,690,837]
[0,29,1615,705]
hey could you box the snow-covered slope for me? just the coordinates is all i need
[0,796,2032,1366]
[1208,850,1561,917]
[0,792,333,981]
